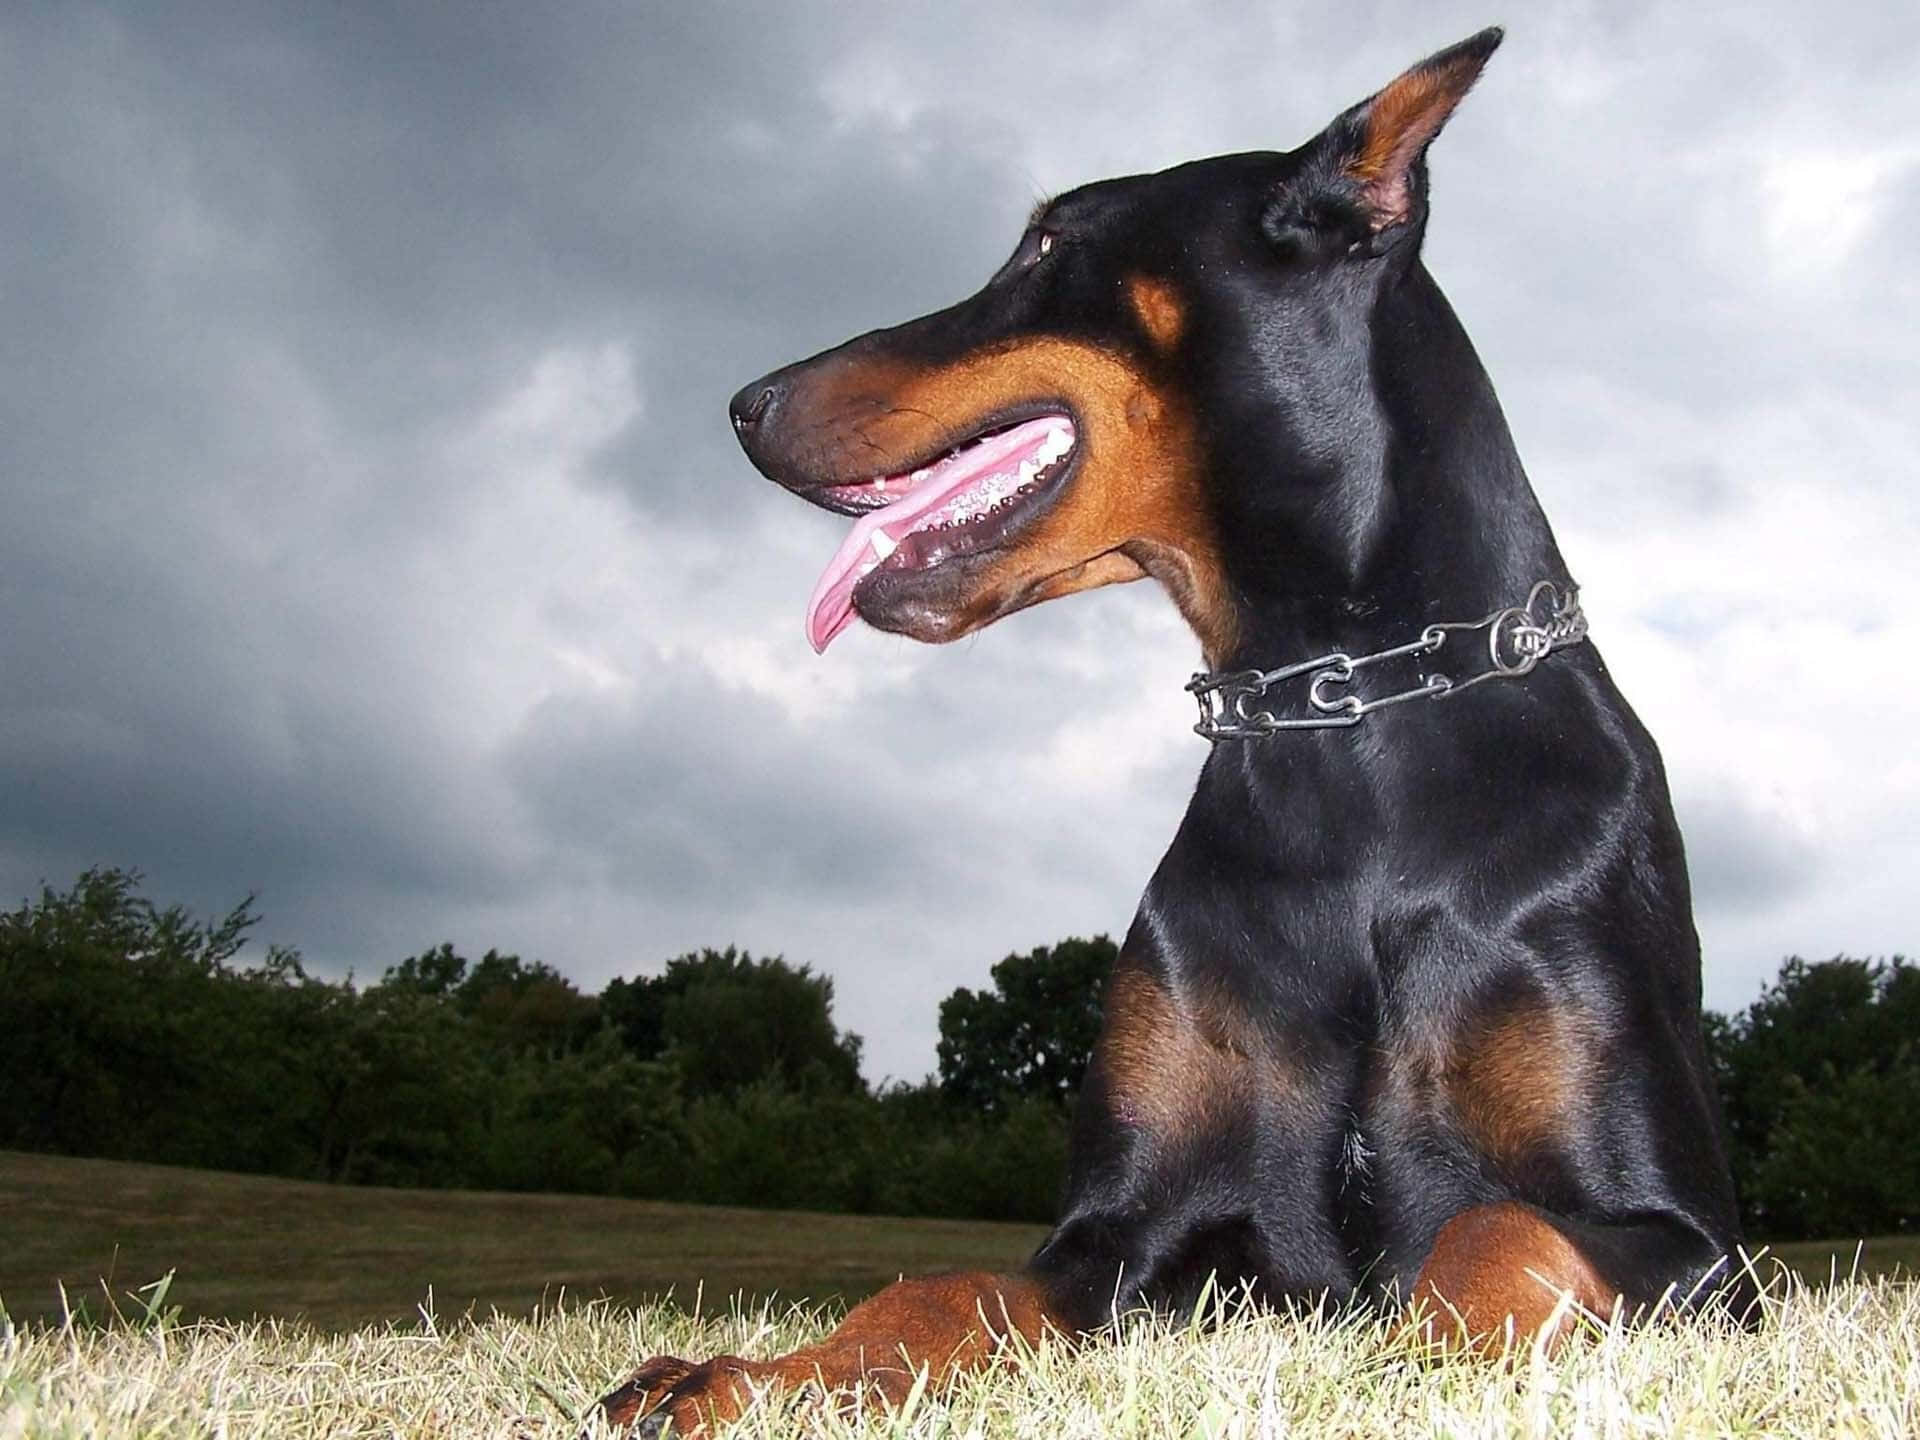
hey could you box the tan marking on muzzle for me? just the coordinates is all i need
[864,336,1235,662]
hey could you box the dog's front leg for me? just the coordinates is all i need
[594,1269,1057,1436]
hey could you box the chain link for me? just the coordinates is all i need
[1187,581,1588,740]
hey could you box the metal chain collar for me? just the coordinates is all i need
[1187,580,1588,740]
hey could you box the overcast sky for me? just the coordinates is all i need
[4,2,1916,1084]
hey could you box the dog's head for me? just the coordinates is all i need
[730,30,1502,662]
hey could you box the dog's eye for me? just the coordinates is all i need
[996,227,1058,284]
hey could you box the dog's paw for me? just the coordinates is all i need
[592,1354,775,1438]
[591,1355,694,1434]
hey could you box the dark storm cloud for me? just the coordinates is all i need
[3,2,1039,516]
[498,585,1202,913]
[0,2,1032,946]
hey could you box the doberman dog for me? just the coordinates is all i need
[598,27,1753,1436]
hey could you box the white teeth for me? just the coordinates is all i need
[870,529,897,560]
[1036,426,1073,465]
[1016,459,1039,484]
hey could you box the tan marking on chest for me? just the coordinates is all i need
[1442,995,1598,1167]
[1093,967,1299,1137]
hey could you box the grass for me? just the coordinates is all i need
[4,1150,1916,1437]
[3,1274,1915,1437]
[1772,1234,1919,1283]
[0,1151,1044,1332]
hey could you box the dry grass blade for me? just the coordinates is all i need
[4,1270,1916,1439]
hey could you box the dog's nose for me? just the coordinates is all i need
[728,379,780,435]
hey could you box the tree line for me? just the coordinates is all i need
[2,868,1912,1239]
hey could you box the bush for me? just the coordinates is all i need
[1708,955,1919,1238]
[16,869,1910,1240]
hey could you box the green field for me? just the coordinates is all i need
[1,1149,1909,1335]
[0,1150,1045,1331]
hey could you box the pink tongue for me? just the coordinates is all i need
[804,415,1074,652]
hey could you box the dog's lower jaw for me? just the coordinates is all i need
[855,544,1155,647]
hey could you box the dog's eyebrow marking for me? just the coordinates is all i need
[1027,194,1056,228]
[1127,276,1185,352]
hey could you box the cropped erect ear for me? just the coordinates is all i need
[1329,27,1502,235]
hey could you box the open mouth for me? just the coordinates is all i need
[803,413,1078,651]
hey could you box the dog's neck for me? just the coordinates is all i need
[1211,262,1570,672]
